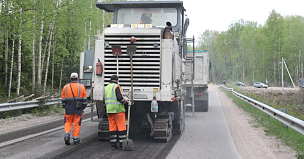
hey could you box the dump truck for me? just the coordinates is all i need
[80,0,191,141]
[182,50,209,112]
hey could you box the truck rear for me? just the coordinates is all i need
[183,50,209,112]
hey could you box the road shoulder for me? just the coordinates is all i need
[214,85,297,159]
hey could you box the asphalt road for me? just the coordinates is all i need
[0,116,180,159]
[0,86,245,159]
[166,86,240,159]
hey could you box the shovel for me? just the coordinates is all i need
[112,45,122,82]
[122,45,136,151]
[122,99,133,151]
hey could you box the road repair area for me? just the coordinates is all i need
[0,85,296,159]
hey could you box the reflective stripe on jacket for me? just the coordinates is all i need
[104,83,125,113]
[61,81,87,116]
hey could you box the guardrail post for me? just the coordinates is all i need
[264,102,269,118]
[252,98,258,109]
[18,109,22,116]
[279,108,288,129]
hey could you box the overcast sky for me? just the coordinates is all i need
[182,0,304,39]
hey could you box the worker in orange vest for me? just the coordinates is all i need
[61,73,87,145]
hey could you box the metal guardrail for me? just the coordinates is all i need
[221,85,304,136]
[0,98,61,112]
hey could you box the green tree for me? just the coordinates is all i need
[264,10,284,86]
[0,0,105,101]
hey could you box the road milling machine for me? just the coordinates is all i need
[80,0,192,141]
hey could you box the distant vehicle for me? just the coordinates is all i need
[236,82,246,87]
[253,82,268,88]
[222,80,227,85]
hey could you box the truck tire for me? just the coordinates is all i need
[202,101,208,112]
[194,101,208,112]
[170,100,184,135]
[194,101,203,112]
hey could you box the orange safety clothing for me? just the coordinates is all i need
[62,80,87,139]
[62,81,87,116]
[108,112,126,131]
[64,112,83,137]
[104,80,127,132]
[104,79,128,149]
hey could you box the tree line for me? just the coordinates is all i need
[2,1,301,102]
[0,0,115,102]
[197,10,304,87]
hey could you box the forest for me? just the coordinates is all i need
[197,10,304,87]
[0,0,113,102]
[1,0,304,102]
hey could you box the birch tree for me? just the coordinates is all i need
[16,7,22,96]
[32,0,36,91]
[52,30,56,92]
[41,21,53,74]
[43,19,55,92]
[37,3,44,86]
[8,35,15,98]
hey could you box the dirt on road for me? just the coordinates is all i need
[215,85,297,159]
[238,86,304,106]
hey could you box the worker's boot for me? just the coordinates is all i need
[110,132,118,150]
[73,137,80,145]
[119,142,123,150]
[64,133,70,145]
[110,142,118,150]
[118,131,126,150]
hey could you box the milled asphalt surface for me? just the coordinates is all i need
[0,86,243,159]
[166,87,241,159]
[0,118,99,159]
[0,112,93,144]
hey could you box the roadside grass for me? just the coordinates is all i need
[0,110,19,119]
[30,105,64,117]
[221,87,304,158]
[0,86,64,119]
[230,85,304,121]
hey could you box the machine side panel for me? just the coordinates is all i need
[93,37,105,101]
[161,39,173,101]
[80,50,95,97]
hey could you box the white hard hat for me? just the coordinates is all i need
[70,72,78,78]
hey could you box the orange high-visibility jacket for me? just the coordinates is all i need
[62,81,87,116]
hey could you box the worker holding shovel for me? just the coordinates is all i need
[104,75,128,150]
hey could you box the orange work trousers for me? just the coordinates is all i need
[108,112,126,131]
[64,112,83,137]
